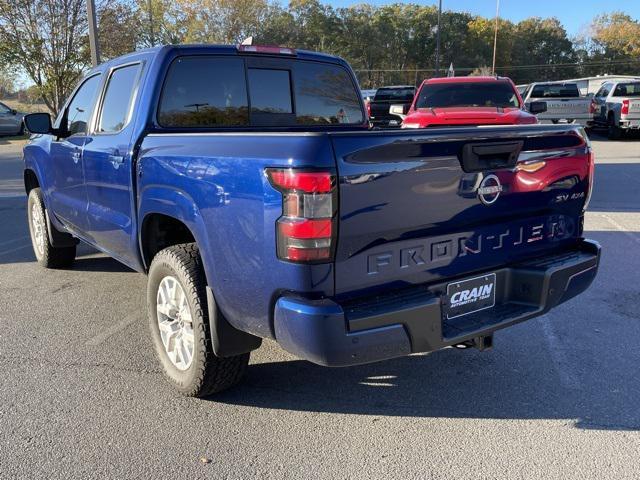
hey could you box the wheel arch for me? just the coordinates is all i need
[140,209,262,357]
[24,168,39,194]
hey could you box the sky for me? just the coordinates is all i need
[323,0,640,37]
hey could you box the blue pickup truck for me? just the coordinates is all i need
[22,44,600,397]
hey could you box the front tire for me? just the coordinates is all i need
[27,188,76,268]
[147,243,249,397]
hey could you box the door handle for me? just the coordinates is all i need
[108,154,125,165]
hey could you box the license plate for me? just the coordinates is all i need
[445,273,496,319]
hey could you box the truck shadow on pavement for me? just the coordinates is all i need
[215,336,640,432]
[214,227,640,432]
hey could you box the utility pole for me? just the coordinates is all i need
[492,0,500,75]
[148,0,155,46]
[87,0,101,67]
[435,0,442,77]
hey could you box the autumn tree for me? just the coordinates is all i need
[0,0,89,113]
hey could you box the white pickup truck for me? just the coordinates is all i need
[522,82,594,127]
[591,81,640,139]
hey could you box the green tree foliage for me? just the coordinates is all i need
[1,0,638,108]
[0,0,89,113]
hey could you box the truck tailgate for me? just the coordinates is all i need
[530,98,591,119]
[329,125,592,297]
[627,99,640,116]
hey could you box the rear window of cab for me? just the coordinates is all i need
[157,56,364,128]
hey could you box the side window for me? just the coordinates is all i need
[600,84,611,98]
[158,57,248,127]
[98,64,141,133]
[66,74,101,136]
[0,102,10,114]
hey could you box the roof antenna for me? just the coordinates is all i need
[241,36,253,46]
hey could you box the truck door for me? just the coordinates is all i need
[82,62,142,264]
[49,73,102,233]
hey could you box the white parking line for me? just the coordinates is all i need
[0,235,29,248]
[85,313,140,346]
[599,213,640,245]
[0,243,31,257]
[538,315,580,391]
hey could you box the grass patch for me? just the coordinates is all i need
[1,99,48,114]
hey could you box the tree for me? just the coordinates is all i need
[0,69,15,97]
[0,0,90,114]
[177,0,271,44]
[592,12,640,58]
[136,0,187,46]
[98,0,141,60]
[509,18,576,83]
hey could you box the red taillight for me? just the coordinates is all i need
[267,168,336,263]
[621,100,630,115]
[268,170,333,193]
[366,101,371,118]
[279,218,332,239]
[589,100,597,115]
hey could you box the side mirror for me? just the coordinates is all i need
[10,109,17,115]
[389,104,409,120]
[528,101,547,115]
[23,112,53,134]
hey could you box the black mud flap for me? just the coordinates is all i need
[206,287,262,357]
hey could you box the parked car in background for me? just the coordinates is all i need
[367,85,415,127]
[522,82,595,127]
[398,76,545,128]
[0,101,25,135]
[591,81,640,139]
[361,89,377,101]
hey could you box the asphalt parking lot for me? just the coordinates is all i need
[0,133,639,479]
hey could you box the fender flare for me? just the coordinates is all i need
[138,186,261,356]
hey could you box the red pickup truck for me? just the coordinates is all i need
[396,76,546,128]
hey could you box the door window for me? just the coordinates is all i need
[98,64,141,133]
[596,84,611,98]
[66,74,102,136]
[0,102,10,114]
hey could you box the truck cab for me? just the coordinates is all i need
[400,76,541,129]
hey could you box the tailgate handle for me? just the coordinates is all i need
[459,141,523,172]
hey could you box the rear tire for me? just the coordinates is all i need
[147,243,249,397]
[27,188,76,268]
[608,116,622,140]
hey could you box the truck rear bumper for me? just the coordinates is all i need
[273,239,600,367]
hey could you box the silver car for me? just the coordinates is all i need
[592,81,640,139]
[0,101,25,135]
